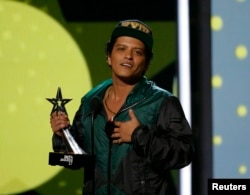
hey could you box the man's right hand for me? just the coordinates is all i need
[50,111,70,136]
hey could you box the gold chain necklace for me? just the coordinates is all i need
[104,87,117,116]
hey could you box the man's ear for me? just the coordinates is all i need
[107,55,111,66]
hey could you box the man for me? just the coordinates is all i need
[50,19,194,195]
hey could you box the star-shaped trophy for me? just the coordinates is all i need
[47,88,94,182]
[46,87,72,115]
[47,87,85,155]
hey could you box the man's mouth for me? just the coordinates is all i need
[121,63,133,67]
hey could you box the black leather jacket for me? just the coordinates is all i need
[53,77,194,195]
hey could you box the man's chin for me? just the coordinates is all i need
[117,75,141,85]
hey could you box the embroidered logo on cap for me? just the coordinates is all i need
[120,21,151,34]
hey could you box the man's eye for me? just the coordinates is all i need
[134,50,143,55]
[117,47,125,51]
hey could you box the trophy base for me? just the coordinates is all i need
[48,152,94,169]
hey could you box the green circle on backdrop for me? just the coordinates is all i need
[0,1,92,194]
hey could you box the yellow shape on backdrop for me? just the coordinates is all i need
[212,75,223,88]
[235,45,248,60]
[213,135,223,146]
[237,104,248,117]
[238,165,247,175]
[211,15,223,31]
[0,1,91,194]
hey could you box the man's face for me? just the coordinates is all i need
[107,36,148,83]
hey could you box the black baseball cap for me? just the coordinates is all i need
[111,19,153,51]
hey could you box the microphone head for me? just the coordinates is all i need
[90,96,102,115]
[105,120,115,139]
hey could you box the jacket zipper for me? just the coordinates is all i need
[107,97,147,194]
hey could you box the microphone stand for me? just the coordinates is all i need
[108,137,112,195]
[105,119,115,195]
[89,96,102,194]
[91,113,95,194]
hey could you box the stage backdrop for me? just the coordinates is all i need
[0,0,177,194]
[211,0,250,178]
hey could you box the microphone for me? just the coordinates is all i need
[105,120,115,140]
[90,96,102,118]
[89,96,102,156]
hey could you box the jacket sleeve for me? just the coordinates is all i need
[52,133,67,152]
[131,95,194,172]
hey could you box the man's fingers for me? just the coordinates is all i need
[113,139,122,144]
[128,109,136,119]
